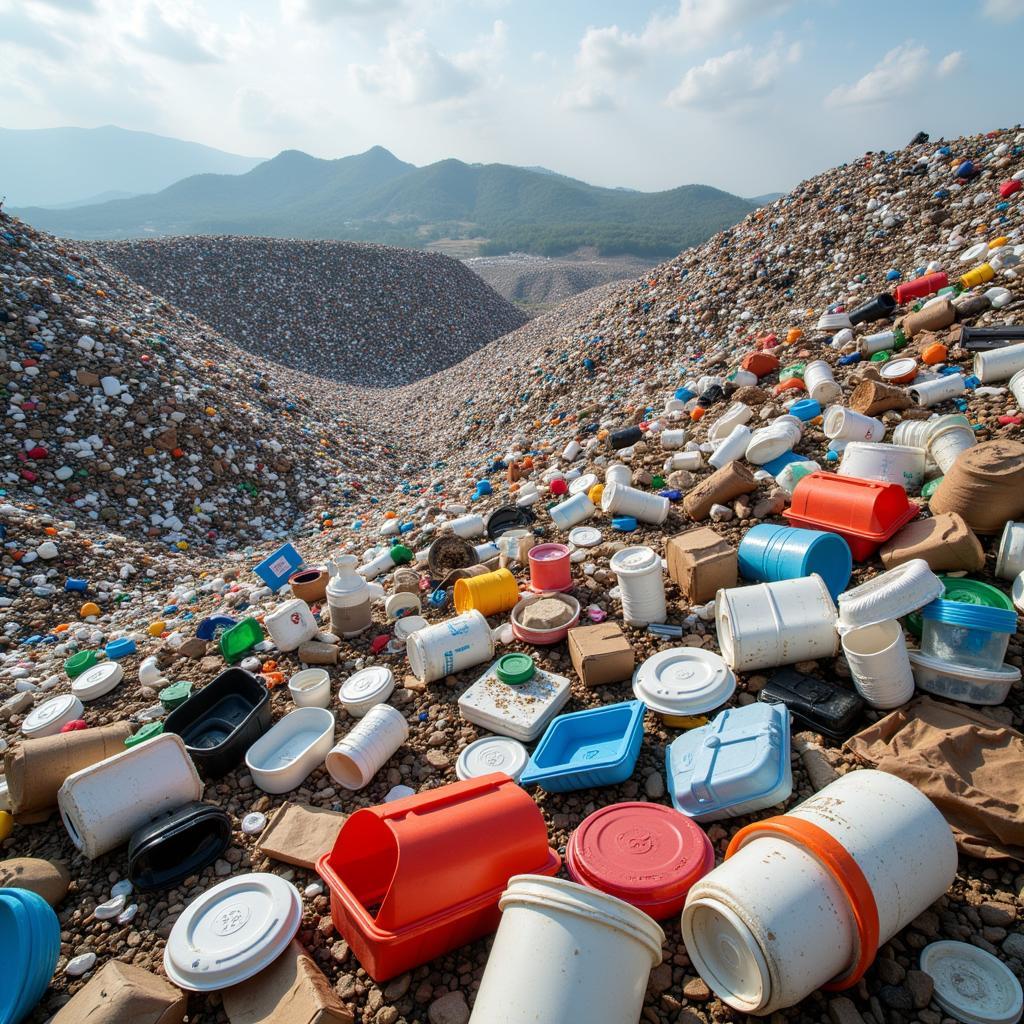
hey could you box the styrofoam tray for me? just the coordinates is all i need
[458,658,571,741]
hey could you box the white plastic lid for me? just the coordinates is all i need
[164,873,301,991]
[1012,571,1024,613]
[340,666,394,713]
[394,615,429,641]
[568,473,598,495]
[71,661,124,702]
[633,648,736,716]
[22,693,84,737]
[568,526,602,548]
[456,735,529,782]
[610,546,661,577]
[837,558,944,633]
[880,357,918,381]
[384,592,421,619]
[960,242,990,262]
[920,941,1023,1024]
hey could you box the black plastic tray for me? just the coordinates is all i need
[128,801,231,891]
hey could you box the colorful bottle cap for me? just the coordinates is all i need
[159,681,192,710]
[496,653,535,685]
[64,650,97,679]
[125,722,164,748]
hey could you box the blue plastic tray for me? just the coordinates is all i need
[252,543,303,591]
[520,700,645,793]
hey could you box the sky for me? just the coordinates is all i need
[1,0,1023,196]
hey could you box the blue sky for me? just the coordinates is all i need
[1,0,1022,195]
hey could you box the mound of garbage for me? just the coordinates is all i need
[1,126,1023,1024]
[89,236,529,386]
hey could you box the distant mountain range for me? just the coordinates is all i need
[9,130,761,259]
[1,125,263,207]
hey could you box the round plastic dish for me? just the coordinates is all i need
[455,736,530,782]
[908,650,1020,706]
[510,592,581,645]
[906,576,1015,636]
[71,661,124,701]
[633,648,736,718]
[340,666,395,717]
[164,873,302,991]
[837,559,943,633]
[566,802,715,920]
[920,941,1023,1024]
[21,693,85,738]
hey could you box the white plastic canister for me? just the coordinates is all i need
[908,374,966,407]
[469,875,666,1024]
[823,407,884,442]
[600,483,669,525]
[891,419,933,449]
[926,421,977,474]
[709,425,753,470]
[609,546,667,626]
[549,492,595,530]
[660,429,689,450]
[406,609,495,682]
[264,598,319,652]
[715,575,838,672]
[682,770,957,1015]
[605,463,632,487]
[326,555,373,638]
[804,361,842,405]
[745,420,800,465]
[445,514,486,539]
[973,342,1024,384]
[325,703,409,790]
[664,451,703,472]
[838,442,925,492]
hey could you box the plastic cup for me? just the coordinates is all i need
[823,407,884,442]
[604,463,632,487]
[838,442,925,492]
[288,668,331,709]
[803,361,842,405]
[996,521,1024,580]
[840,620,915,709]
[325,704,409,790]
[453,568,520,617]
[549,492,595,530]
[528,543,573,592]
[926,422,977,474]
[609,546,667,626]
[600,483,669,525]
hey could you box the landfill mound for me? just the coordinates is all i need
[88,236,529,385]
[2,126,1024,1024]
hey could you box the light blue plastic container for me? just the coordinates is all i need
[1,887,60,1024]
[737,523,852,600]
[520,700,645,793]
[920,599,1017,670]
[666,702,792,822]
[760,450,805,477]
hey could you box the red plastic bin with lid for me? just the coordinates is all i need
[566,802,714,920]
[782,472,918,561]
[316,772,560,981]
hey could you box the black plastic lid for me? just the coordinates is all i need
[128,801,232,891]
[484,504,535,540]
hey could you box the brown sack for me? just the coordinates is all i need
[879,512,985,571]
[849,380,912,416]
[929,438,1024,534]
[5,721,133,819]
[50,960,186,1024]
[844,697,1024,859]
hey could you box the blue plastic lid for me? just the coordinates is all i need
[921,599,1017,633]
[612,516,638,532]
[788,398,821,421]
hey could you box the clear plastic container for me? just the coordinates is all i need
[919,599,1016,670]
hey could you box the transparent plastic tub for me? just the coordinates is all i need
[919,600,1016,670]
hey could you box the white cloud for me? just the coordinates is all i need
[936,51,963,77]
[283,0,408,23]
[983,0,1024,20]
[234,87,303,138]
[825,42,929,108]
[131,5,222,64]
[560,83,616,113]
[350,20,506,106]
[667,41,800,112]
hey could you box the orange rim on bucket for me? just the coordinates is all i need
[726,815,880,990]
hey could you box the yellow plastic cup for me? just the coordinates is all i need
[453,568,520,616]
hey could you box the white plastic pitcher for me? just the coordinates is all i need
[841,620,915,708]
[406,609,495,682]
[325,703,408,790]
[709,424,753,470]
[600,482,669,525]
[682,770,957,1015]
[469,875,666,1024]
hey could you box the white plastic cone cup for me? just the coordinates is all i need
[325,704,408,790]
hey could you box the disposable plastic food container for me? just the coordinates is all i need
[908,650,1020,705]
[317,773,560,981]
[784,472,918,560]
[667,702,792,822]
[520,700,645,793]
[919,600,1017,670]
[244,707,335,794]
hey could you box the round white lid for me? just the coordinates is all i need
[164,873,302,991]
[609,546,661,576]
[340,666,394,706]
[920,941,1023,1024]
[633,648,736,716]
[71,662,124,702]
[881,357,918,381]
[456,736,530,782]
[568,526,602,548]
[22,693,84,736]
[568,473,599,495]
[394,615,429,641]
[385,592,421,619]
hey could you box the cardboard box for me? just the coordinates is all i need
[51,960,186,1024]
[568,623,635,687]
[666,527,737,604]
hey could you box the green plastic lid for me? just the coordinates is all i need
[390,544,414,565]
[870,351,891,363]
[650,475,666,490]
[496,653,536,685]
[125,722,164,747]
[781,362,806,379]
[64,650,97,679]
[159,681,192,710]
[906,575,1014,636]
[921,476,944,499]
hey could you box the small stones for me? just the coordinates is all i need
[65,952,97,977]
[242,811,268,834]
[117,903,139,926]
[682,977,711,1001]
[93,894,126,920]
[905,969,934,1009]
[644,772,665,799]
[304,881,324,898]
[428,990,470,1024]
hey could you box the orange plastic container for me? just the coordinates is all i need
[783,472,918,561]
[317,773,560,980]
[740,352,780,378]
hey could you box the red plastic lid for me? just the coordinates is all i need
[566,802,714,912]
[528,543,569,563]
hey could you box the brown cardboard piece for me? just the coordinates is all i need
[50,960,186,1024]
[666,527,737,604]
[879,512,985,571]
[257,802,345,870]
[223,941,353,1024]
[682,461,757,521]
[568,623,635,687]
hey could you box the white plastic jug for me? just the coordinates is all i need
[264,598,319,652]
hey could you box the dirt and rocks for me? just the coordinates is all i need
[2,124,1024,1024]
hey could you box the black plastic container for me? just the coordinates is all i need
[128,801,232,891]
[758,668,863,740]
[164,668,271,778]
[848,292,896,327]
[958,325,1024,351]
[484,504,535,540]
[608,426,643,451]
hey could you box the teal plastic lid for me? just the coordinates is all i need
[496,653,536,685]
[125,722,164,747]
[159,681,192,710]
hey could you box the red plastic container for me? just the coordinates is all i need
[317,773,559,981]
[893,272,948,305]
[1000,179,1022,199]
[783,472,918,561]
[566,803,714,920]
[528,543,572,592]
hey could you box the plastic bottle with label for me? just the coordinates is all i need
[326,555,373,638]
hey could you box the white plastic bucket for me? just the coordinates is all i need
[325,703,409,790]
[745,420,800,465]
[664,451,703,472]
[446,514,486,539]
[468,875,665,1024]
[605,463,632,487]
[823,407,884,442]
[609,546,667,626]
[660,429,689,450]
[682,770,957,1015]
[715,576,838,672]
[288,668,331,708]
[709,425,753,470]
[264,598,319,653]
[600,482,669,525]
[908,374,966,407]
[838,442,925,492]
[996,521,1024,580]
[927,421,977,473]
[549,492,595,530]
[708,403,753,444]
[1010,368,1024,411]
[973,342,1024,384]
[841,620,915,709]
[804,361,842,405]
[58,733,203,859]
[406,609,495,682]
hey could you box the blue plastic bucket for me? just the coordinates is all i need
[738,524,852,600]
